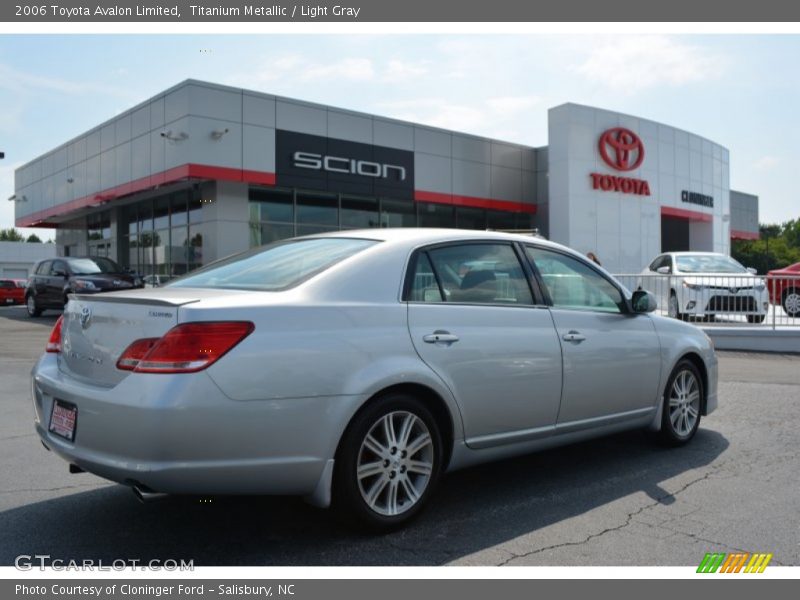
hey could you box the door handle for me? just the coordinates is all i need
[423,330,460,344]
[562,330,586,343]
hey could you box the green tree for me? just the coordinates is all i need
[26,233,42,243]
[732,220,800,273]
[0,228,25,242]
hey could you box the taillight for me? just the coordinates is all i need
[46,316,64,353]
[115,338,159,371]
[116,321,254,374]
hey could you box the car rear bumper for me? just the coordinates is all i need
[31,354,362,496]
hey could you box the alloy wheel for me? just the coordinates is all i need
[668,369,700,437]
[784,290,800,317]
[356,411,434,517]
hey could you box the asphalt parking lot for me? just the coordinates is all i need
[0,305,798,567]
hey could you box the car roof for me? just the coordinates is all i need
[311,227,566,251]
[664,252,732,257]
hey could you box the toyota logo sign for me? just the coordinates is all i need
[599,127,645,171]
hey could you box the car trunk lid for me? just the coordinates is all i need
[59,288,224,387]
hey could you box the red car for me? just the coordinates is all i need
[0,278,26,305]
[767,262,800,317]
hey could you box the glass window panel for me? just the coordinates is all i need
[171,191,188,226]
[418,203,454,228]
[249,187,294,223]
[171,238,377,292]
[259,223,295,245]
[341,195,379,229]
[296,191,338,226]
[170,226,188,276]
[187,224,204,271]
[427,243,533,305]
[139,201,153,233]
[154,228,170,276]
[408,253,443,303]
[296,224,338,237]
[526,246,623,313]
[455,207,486,230]
[486,210,516,230]
[380,199,416,228]
[154,197,170,230]
[188,195,203,224]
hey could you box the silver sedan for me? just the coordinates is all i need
[32,229,717,530]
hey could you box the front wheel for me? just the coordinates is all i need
[668,292,687,321]
[658,360,703,446]
[333,394,443,531]
[26,294,42,318]
[747,314,766,324]
[783,288,800,317]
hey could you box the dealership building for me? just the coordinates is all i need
[13,79,760,276]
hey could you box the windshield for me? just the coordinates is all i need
[67,257,123,275]
[675,255,748,274]
[169,237,378,291]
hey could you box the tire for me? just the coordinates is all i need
[333,393,443,531]
[747,314,766,324]
[26,294,42,318]
[782,288,800,317]
[658,359,703,447]
[668,291,687,321]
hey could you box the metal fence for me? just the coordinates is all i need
[612,273,800,328]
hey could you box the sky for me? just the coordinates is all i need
[0,34,798,241]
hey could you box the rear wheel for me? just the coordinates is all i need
[333,393,443,531]
[26,294,42,318]
[658,360,703,446]
[783,288,800,317]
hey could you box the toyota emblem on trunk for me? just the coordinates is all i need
[79,306,92,329]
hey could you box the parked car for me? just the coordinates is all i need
[639,252,769,323]
[766,262,800,317]
[32,229,717,530]
[142,274,174,288]
[0,278,25,305]
[25,256,143,317]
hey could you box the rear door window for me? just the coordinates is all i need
[409,243,533,305]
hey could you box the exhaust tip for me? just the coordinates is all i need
[132,484,168,504]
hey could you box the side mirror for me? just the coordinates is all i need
[746,267,757,275]
[656,266,671,275]
[52,269,67,278]
[631,290,658,313]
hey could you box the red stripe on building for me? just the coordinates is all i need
[16,164,277,228]
[414,190,537,214]
[730,229,760,240]
[660,206,712,222]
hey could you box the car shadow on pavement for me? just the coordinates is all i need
[0,428,728,566]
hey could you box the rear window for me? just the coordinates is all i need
[169,237,378,292]
[0,280,14,288]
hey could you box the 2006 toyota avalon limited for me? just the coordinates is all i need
[32,229,717,529]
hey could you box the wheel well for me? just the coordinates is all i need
[679,352,708,414]
[338,383,455,470]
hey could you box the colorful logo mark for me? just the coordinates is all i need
[697,552,773,573]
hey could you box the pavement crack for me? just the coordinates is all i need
[0,433,36,442]
[496,467,722,566]
[0,483,106,495]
